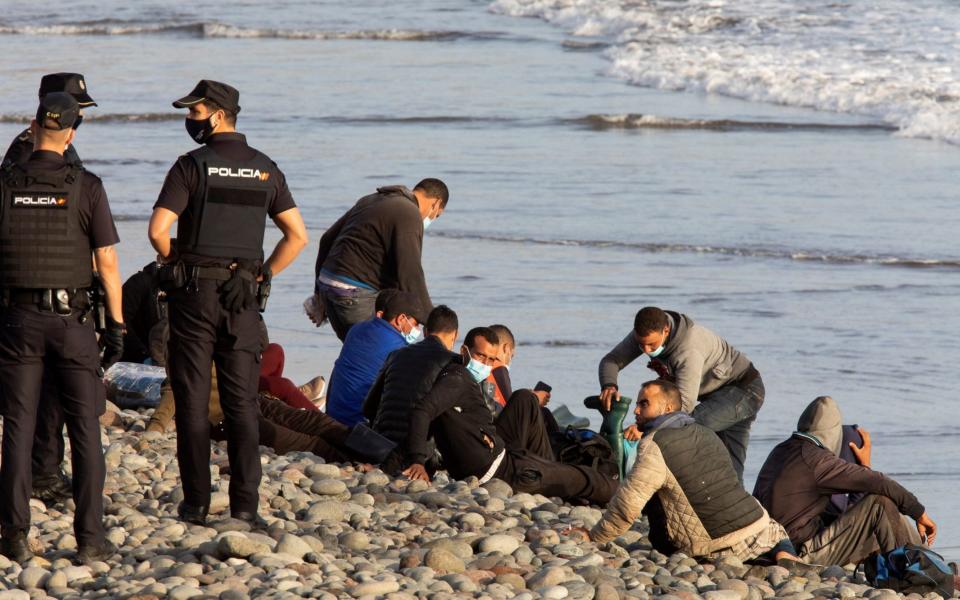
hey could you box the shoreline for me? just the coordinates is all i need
[0,408,940,599]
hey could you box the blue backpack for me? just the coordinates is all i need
[863,544,955,599]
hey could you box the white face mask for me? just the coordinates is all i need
[422,216,434,231]
[404,323,424,344]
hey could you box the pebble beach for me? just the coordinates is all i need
[0,408,937,600]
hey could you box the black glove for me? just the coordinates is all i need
[101,317,125,370]
[220,270,254,313]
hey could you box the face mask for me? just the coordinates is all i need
[464,352,493,382]
[185,116,214,144]
[422,217,434,231]
[72,115,83,130]
[646,344,665,358]
[404,324,423,344]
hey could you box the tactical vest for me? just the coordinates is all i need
[0,163,92,289]
[176,145,275,262]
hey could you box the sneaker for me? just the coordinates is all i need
[32,470,72,504]
[76,541,117,564]
[298,376,326,402]
[0,531,33,564]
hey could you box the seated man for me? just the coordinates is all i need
[326,290,425,426]
[585,379,797,563]
[754,396,936,566]
[363,304,460,460]
[486,323,558,433]
[599,306,763,482]
[402,327,618,506]
[259,343,322,411]
[120,261,166,364]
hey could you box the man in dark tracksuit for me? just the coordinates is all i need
[0,93,124,564]
[1,73,102,503]
[363,304,460,473]
[754,396,936,566]
[403,327,618,505]
[148,80,308,526]
[312,179,448,341]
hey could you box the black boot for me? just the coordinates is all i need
[76,540,117,564]
[0,531,33,564]
[177,502,209,526]
[32,470,72,504]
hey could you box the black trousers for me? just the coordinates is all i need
[0,305,105,545]
[167,279,262,514]
[494,390,618,506]
[31,372,66,482]
[257,395,350,461]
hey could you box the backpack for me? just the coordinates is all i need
[549,427,620,480]
[863,544,955,599]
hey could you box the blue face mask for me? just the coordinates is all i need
[464,352,493,382]
[422,217,434,231]
[404,324,423,345]
[646,344,665,358]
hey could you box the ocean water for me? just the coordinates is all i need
[0,0,957,556]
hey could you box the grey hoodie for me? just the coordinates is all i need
[796,396,843,456]
[598,311,753,412]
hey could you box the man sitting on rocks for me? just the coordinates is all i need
[754,396,936,566]
[326,290,425,426]
[401,327,618,506]
[583,379,798,564]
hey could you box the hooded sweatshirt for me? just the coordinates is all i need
[753,396,925,545]
[598,311,753,412]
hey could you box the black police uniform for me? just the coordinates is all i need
[0,150,118,547]
[1,132,84,496]
[156,132,295,516]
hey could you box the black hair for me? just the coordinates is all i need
[414,178,449,208]
[204,101,237,126]
[488,324,515,348]
[464,326,499,350]
[380,291,421,323]
[641,379,682,412]
[633,306,669,336]
[375,289,400,314]
[426,304,458,335]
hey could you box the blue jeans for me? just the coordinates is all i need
[318,283,378,342]
[692,373,764,484]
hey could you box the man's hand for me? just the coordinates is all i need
[304,294,327,327]
[403,463,430,482]
[101,317,125,370]
[917,512,937,546]
[849,426,871,468]
[599,386,621,412]
[533,390,551,407]
[624,424,642,442]
[561,526,591,542]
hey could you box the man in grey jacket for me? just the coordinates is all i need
[598,306,762,481]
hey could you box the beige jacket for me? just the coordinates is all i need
[591,433,786,560]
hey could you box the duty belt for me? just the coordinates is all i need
[191,265,256,283]
[3,288,86,315]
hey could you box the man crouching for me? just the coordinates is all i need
[585,379,798,564]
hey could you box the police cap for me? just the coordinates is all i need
[36,92,80,130]
[173,80,241,113]
[39,72,97,107]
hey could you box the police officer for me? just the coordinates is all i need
[1,73,102,504]
[0,92,124,564]
[148,80,308,526]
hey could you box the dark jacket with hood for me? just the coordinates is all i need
[404,360,505,480]
[363,335,459,448]
[753,396,925,545]
[313,185,431,311]
[592,411,778,558]
[599,311,754,412]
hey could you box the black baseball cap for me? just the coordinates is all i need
[173,80,241,113]
[36,92,79,130]
[39,73,97,107]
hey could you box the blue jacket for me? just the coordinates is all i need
[326,317,406,426]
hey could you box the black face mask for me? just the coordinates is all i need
[72,115,84,130]
[185,116,214,144]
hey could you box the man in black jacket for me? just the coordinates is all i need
[402,327,618,506]
[754,396,935,566]
[312,179,448,341]
[363,304,459,463]
[120,261,166,364]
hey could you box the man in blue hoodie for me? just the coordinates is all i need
[325,290,425,426]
